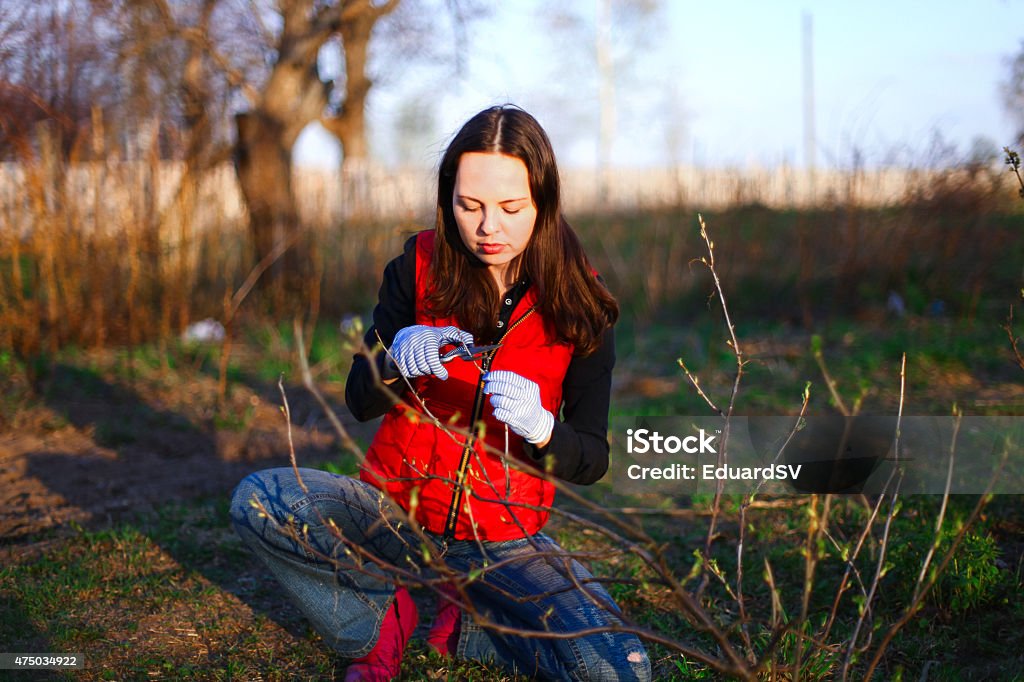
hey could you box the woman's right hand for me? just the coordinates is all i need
[386,325,474,381]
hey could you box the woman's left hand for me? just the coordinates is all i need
[482,370,554,446]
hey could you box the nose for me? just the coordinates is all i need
[478,208,499,235]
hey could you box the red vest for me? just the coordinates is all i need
[361,231,574,541]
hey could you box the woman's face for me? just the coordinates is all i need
[453,152,538,289]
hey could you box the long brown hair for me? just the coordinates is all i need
[425,105,618,356]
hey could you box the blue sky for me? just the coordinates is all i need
[296,1,1023,169]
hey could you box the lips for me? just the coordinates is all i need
[480,243,504,255]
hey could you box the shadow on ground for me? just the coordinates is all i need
[2,360,381,666]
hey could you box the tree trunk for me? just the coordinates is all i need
[231,1,343,302]
[234,111,305,301]
[324,15,372,216]
[231,0,398,291]
[322,0,399,217]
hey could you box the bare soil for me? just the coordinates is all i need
[0,352,378,544]
[0,353,393,678]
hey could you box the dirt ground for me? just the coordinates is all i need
[0,356,523,679]
[0,356,379,544]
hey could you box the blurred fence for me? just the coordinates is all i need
[0,152,1019,356]
[3,162,1020,237]
[560,166,1007,211]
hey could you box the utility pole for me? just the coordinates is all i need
[802,11,816,204]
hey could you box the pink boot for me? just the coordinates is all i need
[426,583,462,656]
[344,587,418,682]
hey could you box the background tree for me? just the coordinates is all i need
[541,0,661,203]
[1002,39,1024,147]
[111,0,261,334]
[0,0,478,327]
[0,1,119,159]
[233,0,484,298]
[318,1,399,172]
[0,0,248,161]
[234,0,460,303]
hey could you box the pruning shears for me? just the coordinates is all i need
[440,342,502,364]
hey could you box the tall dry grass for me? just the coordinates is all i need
[1,129,1020,358]
[0,129,414,358]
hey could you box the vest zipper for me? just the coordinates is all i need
[441,306,536,541]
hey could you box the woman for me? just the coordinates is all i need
[231,105,651,682]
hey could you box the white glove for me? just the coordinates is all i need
[387,325,474,381]
[483,370,554,445]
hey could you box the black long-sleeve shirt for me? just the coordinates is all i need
[344,235,615,485]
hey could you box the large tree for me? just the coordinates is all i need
[2,0,463,299]
[233,0,404,300]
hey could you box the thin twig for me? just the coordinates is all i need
[812,339,849,416]
[1003,304,1024,372]
[677,358,723,415]
[862,482,1000,680]
[691,214,747,596]
[218,233,300,405]
[841,353,907,680]
[911,410,961,602]
[277,374,307,496]
[293,317,362,459]
[736,384,811,660]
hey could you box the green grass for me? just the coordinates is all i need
[3,301,1021,678]
[3,202,1023,679]
[0,499,521,680]
[0,501,335,680]
[574,206,1024,329]
[240,318,356,384]
[2,348,1022,679]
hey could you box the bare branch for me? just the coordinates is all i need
[863,477,1001,680]
[736,384,811,659]
[690,214,747,595]
[1003,303,1024,372]
[676,358,723,416]
[812,337,850,416]
[840,353,907,680]
[293,317,363,460]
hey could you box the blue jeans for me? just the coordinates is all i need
[230,467,652,681]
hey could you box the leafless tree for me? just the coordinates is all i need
[0,0,246,161]
[0,1,119,159]
[232,0,478,299]
[541,0,661,203]
[1002,40,1024,146]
